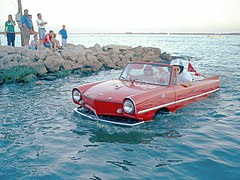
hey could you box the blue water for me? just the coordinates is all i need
[0,34,240,179]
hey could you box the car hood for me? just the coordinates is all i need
[83,79,164,102]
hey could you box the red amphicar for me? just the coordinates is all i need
[72,59,220,126]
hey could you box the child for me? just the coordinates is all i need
[53,33,63,50]
[30,35,38,50]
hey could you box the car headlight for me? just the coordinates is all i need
[72,89,82,102]
[123,99,135,114]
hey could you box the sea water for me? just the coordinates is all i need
[0,34,240,179]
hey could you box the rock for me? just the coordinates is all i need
[18,57,32,66]
[93,44,102,52]
[35,81,44,86]
[3,61,19,69]
[117,57,130,67]
[0,51,8,58]
[0,45,16,54]
[131,56,142,62]
[160,52,172,61]
[30,61,48,75]
[61,60,74,70]
[1,54,22,65]
[35,48,53,60]
[124,50,134,58]
[21,49,37,61]
[97,53,116,69]
[81,67,94,76]
[132,46,144,56]
[72,62,84,70]
[44,55,63,72]
[22,74,38,83]
[40,75,58,81]
[0,43,165,86]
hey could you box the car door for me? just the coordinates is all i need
[171,68,197,110]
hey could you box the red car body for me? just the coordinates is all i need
[72,61,220,126]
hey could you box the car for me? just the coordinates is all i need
[72,60,220,126]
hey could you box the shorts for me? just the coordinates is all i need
[38,28,46,40]
[22,27,30,39]
[44,42,55,48]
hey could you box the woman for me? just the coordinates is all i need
[4,15,16,47]
[44,30,56,51]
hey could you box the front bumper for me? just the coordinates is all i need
[74,107,144,127]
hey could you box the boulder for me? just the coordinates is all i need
[85,53,102,71]
[61,60,75,70]
[22,74,38,83]
[132,46,144,56]
[18,57,32,66]
[1,54,22,64]
[21,49,38,61]
[93,44,102,52]
[71,62,84,70]
[44,55,63,72]
[118,57,130,67]
[35,81,44,86]
[2,61,19,69]
[0,51,8,58]
[30,61,48,75]
[131,56,142,62]
[0,45,17,54]
[143,47,161,57]
[124,50,134,58]
[35,48,53,60]
[160,52,172,61]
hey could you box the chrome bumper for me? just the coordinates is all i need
[74,107,144,127]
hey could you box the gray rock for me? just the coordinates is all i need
[124,50,134,58]
[0,51,8,58]
[35,48,53,60]
[22,74,38,83]
[0,45,17,54]
[61,60,75,70]
[30,61,48,75]
[1,54,22,64]
[44,55,63,72]
[132,46,144,56]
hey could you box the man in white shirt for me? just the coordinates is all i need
[171,59,192,84]
[36,13,47,45]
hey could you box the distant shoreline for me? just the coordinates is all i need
[0,32,240,35]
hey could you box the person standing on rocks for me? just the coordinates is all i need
[36,13,47,46]
[58,25,68,47]
[4,15,16,47]
[28,14,38,35]
[21,9,32,46]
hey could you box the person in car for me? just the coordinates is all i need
[171,59,192,84]
[139,65,157,83]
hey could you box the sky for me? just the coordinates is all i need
[0,0,240,33]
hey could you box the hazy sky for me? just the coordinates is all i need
[0,0,240,33]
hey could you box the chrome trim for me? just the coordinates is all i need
[74,108,144,127]
[138,88,219,114]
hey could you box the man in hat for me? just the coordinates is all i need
[171,59,192,84]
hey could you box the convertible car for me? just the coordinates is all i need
[72,60,220,126]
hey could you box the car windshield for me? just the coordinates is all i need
[119,63,171,86]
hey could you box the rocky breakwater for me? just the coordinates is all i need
[0,44,162,85]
